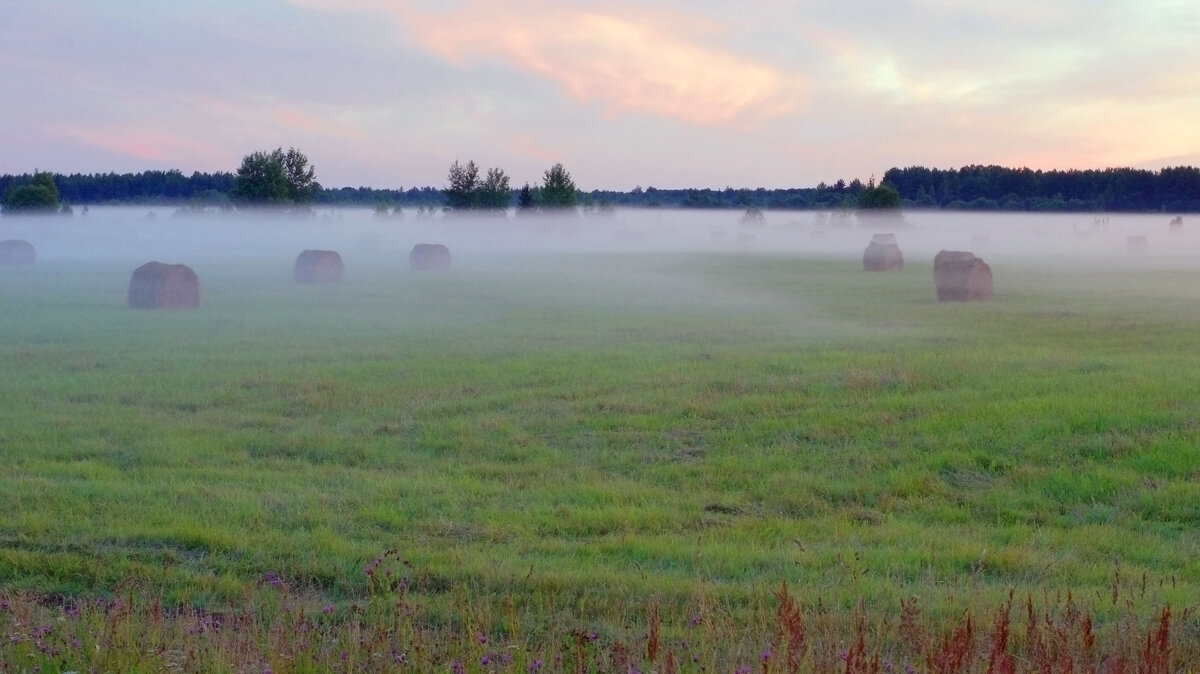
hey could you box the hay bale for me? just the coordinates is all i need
[862,233,903,271]
[0,239,36,265]
[293,249,343,283]
[128,262,199,309]
[933,250,992,301]
[409,243,451,271]
[1126,236,1148,254]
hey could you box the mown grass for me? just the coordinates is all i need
[1,248,1199,669]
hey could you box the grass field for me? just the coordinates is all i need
[2,222,1199,670]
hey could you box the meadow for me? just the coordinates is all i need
[1,208,1198,671]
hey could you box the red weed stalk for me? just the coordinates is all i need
[773,582,809,673]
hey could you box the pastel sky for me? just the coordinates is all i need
[3,1,1199,190]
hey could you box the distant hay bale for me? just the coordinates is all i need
[293,249,344,283]
[862,233,903,271]
[0,239,36,265]
[128,262,199,309]
[1126,236,1148,254]
[933,250,992,301]
[409,243,451,271]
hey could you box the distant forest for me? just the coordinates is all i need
[2,164,1199,212]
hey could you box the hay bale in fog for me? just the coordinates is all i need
[293,249,344,283]
[1126,236,1148,254]
[933,250,992,301]
[409,243,451,271]
[862,233,903,271]
[128,262,199,309]
[0,239,36,265]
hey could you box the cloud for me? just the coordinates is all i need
[41,124,230,166]
[274,108,368,142]
[289,0,801,127]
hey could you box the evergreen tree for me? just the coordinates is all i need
[516,183,538,216]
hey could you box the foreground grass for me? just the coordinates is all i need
[1,249,1199,668]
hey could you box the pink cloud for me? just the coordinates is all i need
[274,107,367,141]
[507,134,558,162]
[290,0,801,127]
[42,124,229,166]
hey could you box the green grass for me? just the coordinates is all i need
[1,249,1198,637]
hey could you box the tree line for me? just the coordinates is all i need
[882,165,1200,212]
[5,156,1200,214]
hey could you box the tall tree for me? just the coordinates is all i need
[1,171,62,214]
[230,151,292,205]
[276,147,319,203]
[476,167,511,213]
[540,163,577,210]
[444,160,480,210]
[230,147,318,207]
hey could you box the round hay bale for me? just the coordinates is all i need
[128,262,200,309]
[409,243,451,271]
[862,233,903,271]
[0,239,36,265]
[293,249,344,283]
[933,250,992,301]
[1126,236,1148,254]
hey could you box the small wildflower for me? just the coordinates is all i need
[481,654,492,666]
[689,613,702,627]
[528,659,544,673]
[451,661,465,674]
[735,666,751,674]
[478,632,489,644]
[762,648,772,662]
[322,604,334,615]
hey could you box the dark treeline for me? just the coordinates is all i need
[4,164,1200,212]
[883,165,1200,212]
[0,171,440,209]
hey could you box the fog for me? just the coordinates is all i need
[2,206,1197,271]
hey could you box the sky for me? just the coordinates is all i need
[3,0,1200,190]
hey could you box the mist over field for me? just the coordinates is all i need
[2,206,1197,266]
